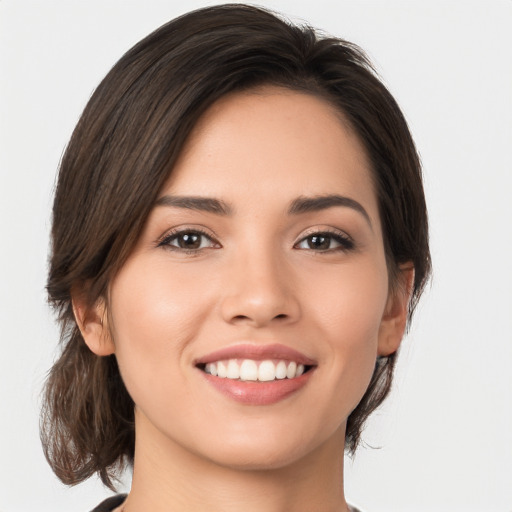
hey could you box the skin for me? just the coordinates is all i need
[74,87,413,512]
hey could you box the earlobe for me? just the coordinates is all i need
[71,290,115,356]
[377,264,415,357]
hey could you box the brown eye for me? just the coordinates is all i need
[176,233,202,249]
[158,230,218,251]
[295,231,354,252]
[306,235,331,250]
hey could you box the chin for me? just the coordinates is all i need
[189,419,344,472]
[202,442,311,472]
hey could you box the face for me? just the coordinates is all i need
[84,87,408,471]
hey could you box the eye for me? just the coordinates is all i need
[157,229,219,252]
[295,231,354,252]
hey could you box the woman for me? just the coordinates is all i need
[41,4,430,511]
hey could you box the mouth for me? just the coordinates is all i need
[197,359,314,382]
[195,344,317,405]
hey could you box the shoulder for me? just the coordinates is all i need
[89,494,127,512]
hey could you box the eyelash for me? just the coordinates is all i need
[294,230,355,252]
[156,228,355,254]
[157,228,219,254]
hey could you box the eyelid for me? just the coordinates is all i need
[154,224,355,253]
[293,226,355,251]
[296,225,353,242]
[156,225,221,250]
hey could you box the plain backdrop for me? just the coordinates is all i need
[1,1,511,511]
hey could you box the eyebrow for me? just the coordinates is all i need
[154,193,372,227]
[288,195,372,227]
[155,195,232,215]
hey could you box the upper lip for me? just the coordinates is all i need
[194,343,317,366]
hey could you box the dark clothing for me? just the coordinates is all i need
[90,494,127,512]
[90,494,361,511]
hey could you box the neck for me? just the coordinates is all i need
[122,409,350,512]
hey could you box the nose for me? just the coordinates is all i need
[220,250,301,328]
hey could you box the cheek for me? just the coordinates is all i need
[111,259,210,339]
[108,259,214,399]
[304,259,389,404]
[307,257,389,341]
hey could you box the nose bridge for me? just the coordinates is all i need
[221,236,299,326]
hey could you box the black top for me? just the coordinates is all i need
[90,494,127,512]
[90,494,361,511]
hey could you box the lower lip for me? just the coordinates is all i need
[200,370,314,405]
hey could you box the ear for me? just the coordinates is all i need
[377,264,415,357]
[71,288,115,356]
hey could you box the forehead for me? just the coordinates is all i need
[165,87,378,219]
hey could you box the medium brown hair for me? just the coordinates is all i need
[41,4,431,489]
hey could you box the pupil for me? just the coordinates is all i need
[180,233,200,248]
[309,235,329,250]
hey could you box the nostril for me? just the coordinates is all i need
[233,315,250,321]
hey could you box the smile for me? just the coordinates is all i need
[195,344,316,405]
[203,359,307,381]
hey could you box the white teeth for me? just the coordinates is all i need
[286,361,297,379]
[205,362,217,376]
[276,361,287,379]
[227,360,240,379]
[258,360,276,382]
[217,361,227,378]
[203,359,308,381]
[240,359,258,381]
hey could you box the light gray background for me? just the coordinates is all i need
[1,1,511,511]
